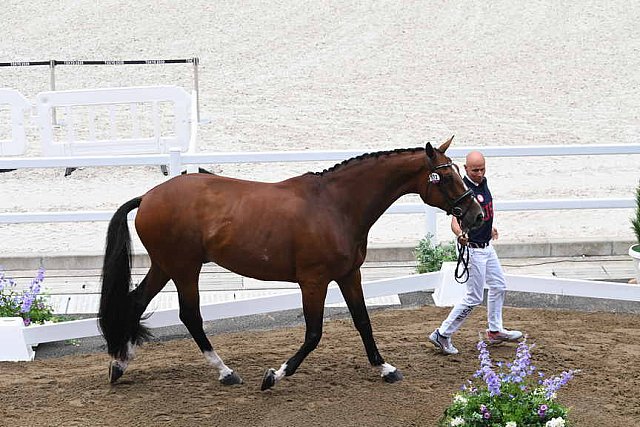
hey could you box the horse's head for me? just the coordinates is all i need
[420,136,484,233]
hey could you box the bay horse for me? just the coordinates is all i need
[98,136,483,390]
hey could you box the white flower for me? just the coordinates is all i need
[505,422,517,427]
[453,394,468,405]
[533,387,545,396]
[545,417,566,427]
[450,416,465,426]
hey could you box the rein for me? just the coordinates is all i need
[454,233,470,284]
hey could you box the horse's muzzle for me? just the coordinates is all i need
[471,212,484,230]
[459,210,484,233]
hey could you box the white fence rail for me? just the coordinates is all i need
[0,144,638,237]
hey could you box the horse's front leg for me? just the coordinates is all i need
[337,269,403,383]
[261,281,328,391]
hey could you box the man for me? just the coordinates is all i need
[429,151,523,355]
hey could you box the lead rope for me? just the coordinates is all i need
[454,238,470,283]
[454,219,470,283]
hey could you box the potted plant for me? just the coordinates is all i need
[630,181,640,284]
[0,267,54,326]
[439,338,577,426]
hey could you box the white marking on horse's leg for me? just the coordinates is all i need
[379,362,397,377]
[274,363,288,382]
[203,350,234,380]
[126,341,136,360]
[113,341,136,372]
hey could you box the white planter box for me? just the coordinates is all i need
[629,245,640,284]
[0,317,35,361]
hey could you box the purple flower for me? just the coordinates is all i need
[461,380,478,394]
[20,293,35,313]
[477,341,502,396]
[479,403,491,419]
[19,267,46,316]
[543,370,578,399]
[538,403,548,417]
[507,339,536,383]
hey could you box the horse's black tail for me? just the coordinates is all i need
[98,196,150,360]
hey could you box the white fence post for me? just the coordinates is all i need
[425,206,437,240]
[169,148,182,177]
[0,88,31,156]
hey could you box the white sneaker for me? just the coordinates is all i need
[429,329,459,355]
[486,329,523,345]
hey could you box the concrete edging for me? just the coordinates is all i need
[0,240,635,271]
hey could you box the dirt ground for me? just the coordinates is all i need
[1,306,639,426]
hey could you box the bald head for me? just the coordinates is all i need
[466,151,485,165]
[464,151,486,184]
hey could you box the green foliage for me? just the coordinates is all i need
[632,181,640,246]
[414,233,457,273]
[439,339,576,427]
[0,268,55,326]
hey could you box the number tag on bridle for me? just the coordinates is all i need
[429,173,441,184]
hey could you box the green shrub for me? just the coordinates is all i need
[414,233,457,273]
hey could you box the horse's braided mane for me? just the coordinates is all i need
[308,146,426,176]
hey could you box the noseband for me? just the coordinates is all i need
[431,162,474,218]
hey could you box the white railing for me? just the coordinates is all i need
[0,144,638,240]
[36,86,194,156]
[0,85,199,181]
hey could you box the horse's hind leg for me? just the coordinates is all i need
[261,280,328,390]
[110,262,170,383]
[337,269,402,383]
[173,268,243,386]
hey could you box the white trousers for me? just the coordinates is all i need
[438,244,507,337]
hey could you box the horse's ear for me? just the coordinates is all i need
[438,135,454,153]
[425,142,435,158]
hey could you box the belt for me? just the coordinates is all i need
[468,242,489,249]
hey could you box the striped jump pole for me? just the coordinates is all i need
[0,57,202,123]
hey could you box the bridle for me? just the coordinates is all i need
[430,161,475,284]
[430,162,475,218]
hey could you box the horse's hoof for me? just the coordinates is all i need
[220,371,244,386]
[109,361,124,384]
[261,368,277,391]
[383,369,403,383]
